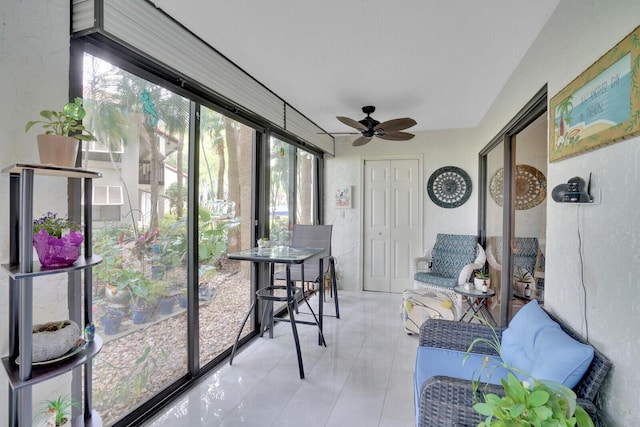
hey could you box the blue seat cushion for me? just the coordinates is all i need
[413,272,458,288]
[414,346,510,426]
[501,300,594,389]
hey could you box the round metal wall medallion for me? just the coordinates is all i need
[489,164,547,210]
[427,166,472,208]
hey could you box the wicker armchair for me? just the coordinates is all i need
[417,316,612,427]
[412,234,485,319]
[486,236,545,305]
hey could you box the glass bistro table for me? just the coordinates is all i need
[453,284,497,326]
[227,246,326,379]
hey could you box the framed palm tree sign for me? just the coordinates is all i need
[549,25,640,162]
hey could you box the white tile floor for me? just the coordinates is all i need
[144,290,418,426]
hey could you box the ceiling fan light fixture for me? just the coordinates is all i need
[335,106,416,147]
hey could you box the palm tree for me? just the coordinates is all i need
[297,150,313,223]
[156,95,189,218]
[85,56,190,236]
[556,96,574,137]
[201,108,227,201]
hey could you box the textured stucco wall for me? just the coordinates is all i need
[326,127,479,291]
[327,1,640,424]
[471,1,640,424]
[0,0,74,419]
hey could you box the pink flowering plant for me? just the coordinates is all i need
[33,212,83,267]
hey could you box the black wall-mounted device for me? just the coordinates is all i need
[552,174,594,203]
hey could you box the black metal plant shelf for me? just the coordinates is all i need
[1,335,103,390]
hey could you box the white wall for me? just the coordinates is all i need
[471,1,640,424]
[326,127,479,291]
[0,0,75,419]
[328,1,640,424]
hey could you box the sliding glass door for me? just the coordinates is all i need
[84,53,192,424]
[479,87,547,326]
[79,49,324,425]
[197,106,255,367]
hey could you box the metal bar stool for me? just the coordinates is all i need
[230,263,326,379]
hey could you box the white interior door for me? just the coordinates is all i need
[364,159,420,293]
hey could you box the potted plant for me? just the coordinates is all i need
[116,269,155,324]
[474,270,491,291]
[153,281,176,315]
[466,325,594,427]
[513,267,533,295]
[31,320,81,363]
[32,212,83,268]
[25,97,96,167]
[37,394,80,427]
[177,289,188,308]
[99,309,125,335]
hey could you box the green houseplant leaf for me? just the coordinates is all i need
[465,318,595,427]
[25,97,96,141]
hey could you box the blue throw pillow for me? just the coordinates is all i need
[529,327,594,388]
[501,300,594,388]
[501,300,560,374]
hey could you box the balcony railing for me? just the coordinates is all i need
[139,160,165,185]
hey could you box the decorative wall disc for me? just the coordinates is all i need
[489,164,547,210]
[427,166,472,208]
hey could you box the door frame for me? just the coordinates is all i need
[359,154,424,291]
[478,85,547,325]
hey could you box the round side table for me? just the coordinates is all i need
[453,284,496,325]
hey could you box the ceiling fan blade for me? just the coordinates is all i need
[316,131,361,135]
[377,132,415,141]
[337,116,368,131]
[352,136,372,146]
[317,132,362,135]
[374,118,417,133]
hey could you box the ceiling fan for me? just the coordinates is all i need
[333,106,417,147]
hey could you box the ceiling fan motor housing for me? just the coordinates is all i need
[359,106,379,135]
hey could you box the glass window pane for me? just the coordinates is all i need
[83,52,189,425]
[296,149,315,224]
[108,185,123,205]
[197,106,254,366]
[269,137,292,245]
[94,185,108,205]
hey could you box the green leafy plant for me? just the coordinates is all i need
[115,269,154,307]
[149,280,170,302]
[94,344,167,409]
[475,270,491,280]
[198,206,240,269]
[465,319,594,427]
[25,97,96,141]
[38,394,80,426]
[33,212,80,238]
[513,267,533,283]
[473,372,594,427]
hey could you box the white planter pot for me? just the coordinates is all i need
[474,277,490,290]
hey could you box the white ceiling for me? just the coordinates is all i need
[151,0,560,135]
